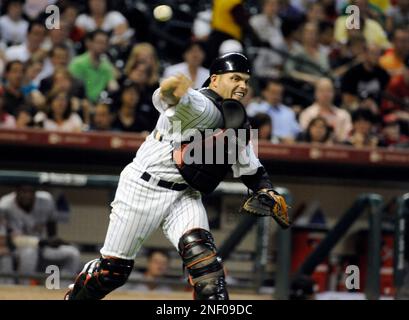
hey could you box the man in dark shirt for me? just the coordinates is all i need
[341,44,390,110]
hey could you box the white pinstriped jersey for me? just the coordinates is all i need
[132,88,262,183]
[101,87,264,259]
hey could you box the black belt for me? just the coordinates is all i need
[141,172,188,191]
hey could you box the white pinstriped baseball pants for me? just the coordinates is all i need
[100,163,209,260]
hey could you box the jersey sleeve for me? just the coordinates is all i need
[231,140,262,178]
[152,87,210,117]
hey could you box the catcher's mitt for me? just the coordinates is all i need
[240,189,291,229]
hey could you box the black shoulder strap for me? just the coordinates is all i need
[198,88,223,109]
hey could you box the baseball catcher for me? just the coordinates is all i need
[65,52,290,301]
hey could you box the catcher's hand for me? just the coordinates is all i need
[160,74,192,106]
[240,188,291,229]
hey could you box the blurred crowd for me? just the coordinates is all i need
[0,0,408,149]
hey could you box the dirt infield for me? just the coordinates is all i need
[0,285,272,300]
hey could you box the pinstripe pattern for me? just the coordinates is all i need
[100,88,262,259]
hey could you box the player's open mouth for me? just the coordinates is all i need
[232,92,245,99]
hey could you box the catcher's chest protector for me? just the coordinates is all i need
[173,88,250,194]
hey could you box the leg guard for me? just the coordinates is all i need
[178,228,228,300]
[66,256,134,300]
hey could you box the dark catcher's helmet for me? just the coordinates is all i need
[202,52,251,87]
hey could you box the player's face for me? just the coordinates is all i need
[211,72,249,101]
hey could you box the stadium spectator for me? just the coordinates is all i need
[249,0,285,50]
[297,116,333,145]
[249,113,279,143]
[41,67,86,104]
[2,60,26,116]
[122,61,157,108]
[5,19,47,63]
[22,58,46,111]
[385,0,409,34]
[37,21,76,84]
[37,45,74,87]
[0,88,16,129]
[304,2,326,24]
[346,108,380,148]
[124,43,160,90]
[278,0,304,22]
[43,20,75,57]
[23,0,57,21]
[0,185,80,279]
[61,2,86,43]
[68,29,116,103]
[75,0,132,45]
[38,44,73,91]
[382,57,409,136]
[318,21,335,55]
[15,106,33,129]
[379,115,409,147]
[321,0,338,22]
[205,0,259,66]
[126,249,172,292]
[334,0,390,49]
[0,0,28,47]
[112,83,151,134]
[300,78,352,142]
[330,34,366,78]
[38,68,90,127]
[379,28,409,77]
[253,18,303,80]
[88,102,114,131]
[22,58,43,92]
[284,22,331,86]
[162,41,208,89]
[123,43,160,128]
[341,44,390,110]
[281,18,303,53]
[246,80,300,142]
[34,90,83,132]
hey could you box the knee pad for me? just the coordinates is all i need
[178,228,228,300]
[67,256,134,300]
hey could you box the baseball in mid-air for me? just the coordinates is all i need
[153,5,173,22]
